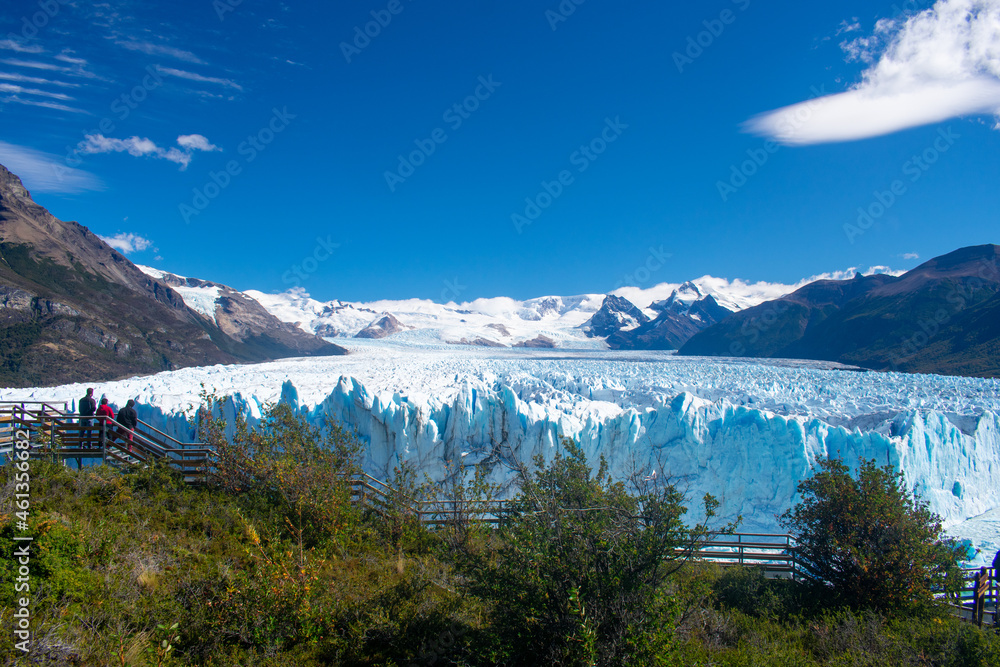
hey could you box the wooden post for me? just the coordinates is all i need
[990,567,1000,627]
[974,567,988,628]
[99,418,106,464]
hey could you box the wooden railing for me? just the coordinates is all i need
[345,472,800,577]
[0,403,213,483]
[686,532,798,577]
[951,566,998,627]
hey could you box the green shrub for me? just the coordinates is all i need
[780,458,963,614]
[461,438,726,666]
[713,566,803,620]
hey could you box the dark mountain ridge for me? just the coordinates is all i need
[0,163,344,387]
[679,245,1000,378]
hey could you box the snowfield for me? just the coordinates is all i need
[5,340,998,563]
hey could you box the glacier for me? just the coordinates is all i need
[4,340,998,562]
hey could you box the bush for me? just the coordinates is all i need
[463,438,725,666]
[780,458,963,614]
[202,400,361,550]
[713,566,803,620]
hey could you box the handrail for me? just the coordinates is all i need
[1,406,213,483]
[0,401,70,414]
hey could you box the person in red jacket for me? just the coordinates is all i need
[95,397,115,445]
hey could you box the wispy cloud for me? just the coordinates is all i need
[0,141,103,194]
[0,83,74,101]
[1,58,66,72]
[0,39,44,54]
[1,57,100,79]
[115,40,203,63]
[55,53,88,66]
[76,134,220,170]
[154,65,242,91]
[99,232,153,254]
[746,0,1000,145]
[836,19,862,36]
[0,71,80,87]
[0,95,89,113]
[901,252,921,260]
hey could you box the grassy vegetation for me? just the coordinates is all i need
[2,404,997,665]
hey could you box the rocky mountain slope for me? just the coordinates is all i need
[0,163,344,387]
[679,245,1000,378]
[603,283,736,350]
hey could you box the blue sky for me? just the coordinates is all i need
[1,0,998,302]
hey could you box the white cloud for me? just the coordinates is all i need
[836,19,862,36]
[99,233,153,254]
[902,252,921,259]
[746,0,1000,144]
[0,95,88,113]
[76,134,220,170]
[1,58,65,72]
[116,40,203,63]
[0,39,44,54]
[0,72,80,87]
[0,141,103,194]
[55,53,87,66]
[1,57,100,80]
[177,134,220,152]
[154,66,242,90]
[0,83,73,101]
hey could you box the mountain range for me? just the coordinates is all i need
[679,244,1000,377]
[1,160,996,385]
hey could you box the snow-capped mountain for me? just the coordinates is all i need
[133,266,903,351]
[583,295,650,338]
[241,276,816,349]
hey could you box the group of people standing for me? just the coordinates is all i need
[78,388,139,452]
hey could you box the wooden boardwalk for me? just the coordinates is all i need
[1,401,213,483]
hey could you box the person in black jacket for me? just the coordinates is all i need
[116,399,139,453]
[79,388,97,446]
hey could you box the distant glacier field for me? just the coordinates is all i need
[6,340,999,563]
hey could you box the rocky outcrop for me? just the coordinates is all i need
[514,335,556,349]
[583,295,649,338]
[355,314,408,339]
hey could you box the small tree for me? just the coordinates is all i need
[781,458,962,613]
[466,438,725,665]
[201,399,362,549]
